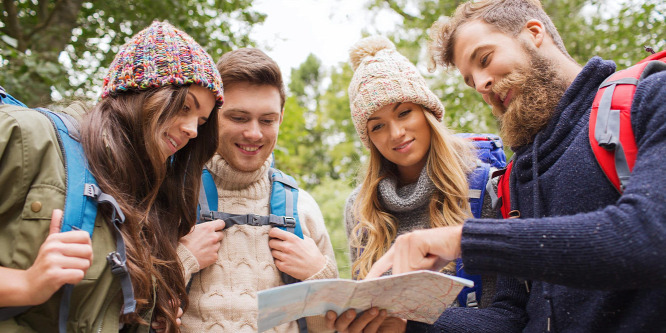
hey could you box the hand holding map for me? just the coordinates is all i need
[257,270,473,332]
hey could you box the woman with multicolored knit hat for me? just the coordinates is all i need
[0,21,222,332]
[325,36,495,332]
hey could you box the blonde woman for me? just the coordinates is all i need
[326,36,495,332]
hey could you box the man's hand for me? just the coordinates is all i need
[268,228,326,280]
[179,219,225,269]
[366,226,463,279]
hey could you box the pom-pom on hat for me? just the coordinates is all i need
[101,21,223,107]
[348,36,444,148]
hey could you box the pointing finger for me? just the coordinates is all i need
[366,246,395,279]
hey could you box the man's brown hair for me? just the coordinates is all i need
[428,0,572,69]
[217,48,286,108]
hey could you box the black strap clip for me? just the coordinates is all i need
[246,214,263,226]
[270,216,296,228]
[199,210,214,222]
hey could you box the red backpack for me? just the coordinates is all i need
[497,49,666,219]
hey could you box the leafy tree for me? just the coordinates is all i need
[275,54,363,187]
[310,177,355,279]
[0,0,265,106]
[275,55,363,279]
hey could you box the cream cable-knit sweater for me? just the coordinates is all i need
[179,154,338,332]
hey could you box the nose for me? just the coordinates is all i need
[181,116,198,139]
[388,121,405,140]
[243,120,263,141]
[474,71,493,95]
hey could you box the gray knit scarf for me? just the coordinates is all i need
[377,167,436,236]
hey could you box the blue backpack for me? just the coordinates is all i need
[454,133,507,308]
[0,87,136,332]
[196,162,308,332]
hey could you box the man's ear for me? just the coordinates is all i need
[523,19,545,48]
[279,108,284,125]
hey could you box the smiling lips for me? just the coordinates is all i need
[394,139,414,151]
[501,89,514,107]
[165,134,181,154]
[237,143,261,154]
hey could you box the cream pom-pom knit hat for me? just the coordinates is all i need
[348,36,444,148]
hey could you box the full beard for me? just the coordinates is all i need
[488,46,569,148]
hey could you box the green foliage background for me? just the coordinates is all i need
[2,0,664,279]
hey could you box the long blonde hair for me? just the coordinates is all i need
[350,111,476,279]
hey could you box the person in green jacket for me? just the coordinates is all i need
[0,21,223,332]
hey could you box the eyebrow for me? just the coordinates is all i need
[223,108,281,117]
[188,92,201,110]
[367,103,404,122]
[188,92,208,122]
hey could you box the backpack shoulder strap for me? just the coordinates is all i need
[268,167,308,332]
[467,161,491,219]
[269,167,303,239]
[589,54,666,193]
[0,86,27,107]
[497,160,515,219]
[197,167,219,223]
[37,109,137,328]
[39,109,98,235]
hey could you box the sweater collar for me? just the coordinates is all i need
[377,166,435,213]
[205,153,272,191]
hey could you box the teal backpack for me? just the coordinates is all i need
[0,87,136,332]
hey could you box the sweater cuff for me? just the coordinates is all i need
[461,218,526,274]
[305,256,337,281]
[177,243,200,279]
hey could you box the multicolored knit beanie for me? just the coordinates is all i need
[101,21,223,107]
[348,36,444,148]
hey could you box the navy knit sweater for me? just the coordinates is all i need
[407,58,666,332]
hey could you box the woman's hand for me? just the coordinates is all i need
[26,209,92,304]
[1,209,94,307]
[151,301,184,333]
[268,228,326,280]
[325,308,400,333]
[179,219,225,269]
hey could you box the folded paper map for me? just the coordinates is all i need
[257,270,473,332]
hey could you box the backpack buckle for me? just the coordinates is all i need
[268,216,296,228]
[83,183,102,199]
[247,214,262,226]
[106,251,129,276]
[199,210,213,222]
[282,216,296,228]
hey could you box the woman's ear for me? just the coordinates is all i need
[523,19,545,48]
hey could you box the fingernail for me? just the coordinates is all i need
[346,311,354,319]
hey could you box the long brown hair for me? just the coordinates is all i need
[350,111,476,279]
[80,85,218,330]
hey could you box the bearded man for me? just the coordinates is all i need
[325,0,666,332]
